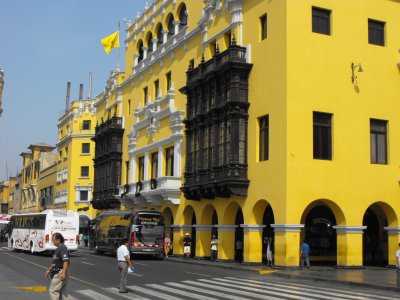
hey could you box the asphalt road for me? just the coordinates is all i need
[0,246,399,300]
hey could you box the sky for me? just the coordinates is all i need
[0,0,147,180]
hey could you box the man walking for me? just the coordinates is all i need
[396,242,400,288]
[45,232,70,300]
[117,238,133,293]
[183,233,191,259]
[210,235,218,261]
[300,240,310,269]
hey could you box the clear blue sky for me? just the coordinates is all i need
[0,0,147,180]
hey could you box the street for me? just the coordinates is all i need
[0,246,399,300]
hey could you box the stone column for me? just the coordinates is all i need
[333,226,366,267]
[215,225,237,260]
[152,38,158,52]
[142,47,148,60]
[162,29,169,43]
[384,227,400,266]
[157,146,163,178]
[173,20,181,35]
[134,54,140,66]
[193,225,213,258]
[271,224,304,267]
[242,224,266,263]
[144,152,149,181]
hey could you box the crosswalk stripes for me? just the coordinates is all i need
[67,276,399,300]
[225,277,399,300]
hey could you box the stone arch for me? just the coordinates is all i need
[182,205,196,257]
[166,13,175,37]
[177,2,188,29]
[362,201,397,266]
[300,199,345,265]
[145,31,154,53]
[155,23,163,45]
[136,39,144,62]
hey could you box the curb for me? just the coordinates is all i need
[270,272,400,293]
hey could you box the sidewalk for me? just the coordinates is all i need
[77,247,399,292]
[162,255,400,293]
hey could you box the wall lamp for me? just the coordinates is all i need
[351,63,363,83]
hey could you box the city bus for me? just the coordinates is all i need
[9,210,79,253]
[90,210,165,257]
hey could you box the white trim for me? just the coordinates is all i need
[271,224,304,232]
[214,225,238,231]
[240,224,266,232]
[384,227,400,235]
[333,226,367,234]
[192,225,214,231]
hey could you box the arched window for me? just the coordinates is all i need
[179,4,188,30]
[137,40,144,63]
[167,14,175,37]
[156,23,163,45]
[147,33,153,53]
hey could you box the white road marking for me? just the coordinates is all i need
[76,289,115,300]
[127,285,184,300]
[184,271,212,277]
[81,262,95,266]
[104,287,151,299]
[148,283,216,299]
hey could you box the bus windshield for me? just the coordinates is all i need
[134,214,164,245]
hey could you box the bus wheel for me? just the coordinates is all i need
[30,242,35,254]
[11,240,16,252]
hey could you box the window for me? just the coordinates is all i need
[368,19,385,46]
[151,152,158,179]
[154,80,159,98]
[138,156,144,181]
[125,161,130,184]
[165,147,174,176]
[260,14,267,40]
[81,166,89,177]
[128,99,131,115]
[143,87,148,105]
[81,143,90,154]
[82,120,91,130]
[65,146,68,158]
[80,191,88,201]
[370,119,387,164]
[313,112,332,160]
[59,150,62,160]
[166,72,172,91]
[312,7,331,35]
[259,115,269,161]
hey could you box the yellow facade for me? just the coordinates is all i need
[0,180,10,213]
[19,144,55,213]
[56,96,97,223]
[93,0,400,267]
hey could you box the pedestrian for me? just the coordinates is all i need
[300,240,310,269]
[264,236,273,267]
[79,233,84,247]
[84,234,89,247]
[211,235,218,261]
[183,233,191,259]
[396,242,400,288]
[117,238,133,294]
[164,234,171,257]
[235,239,243,262]
[44,232,70,300]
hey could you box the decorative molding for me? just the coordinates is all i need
[384,227,400,235]
[333,226,367,234]
[271,224,304,232]
[240,224,266,232]
[214,225,238,231]
[192,225,214,231]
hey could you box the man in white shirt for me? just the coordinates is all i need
[117,238,132,293]
[396,243,400,288]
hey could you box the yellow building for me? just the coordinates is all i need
[36,154,57,211]
[0,180,10,214]
[5,177,18,214]
[56,82,97,230]
[93,0,400,267]
[19,143,55,213]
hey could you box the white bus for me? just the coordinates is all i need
[9,210,79,253]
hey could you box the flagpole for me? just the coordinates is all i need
[117,21,121,72]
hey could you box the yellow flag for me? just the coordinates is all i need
[101,30,119,55]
